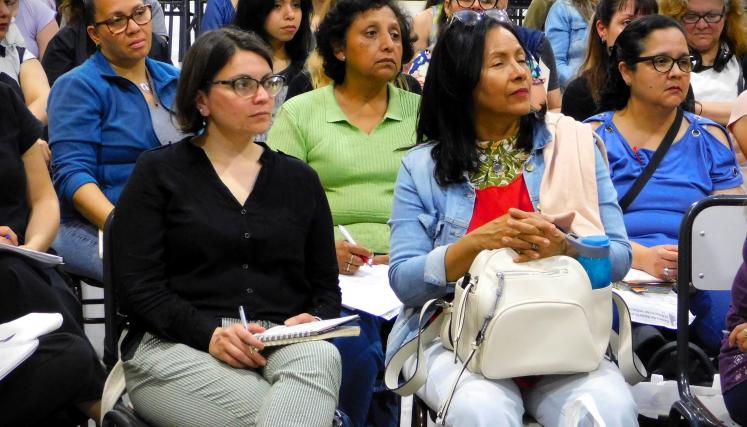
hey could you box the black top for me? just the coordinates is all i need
[113,139,341,355]
[561,75,597,122]
[41,20,172,86]
[0,82,43,241]
[536,37,560,92]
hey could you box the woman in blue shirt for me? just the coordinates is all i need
[587,15,743,351]
[200,0,237,33]
[48,0,182,282]
[387,11,635,426]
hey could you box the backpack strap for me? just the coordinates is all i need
[610,292,648,384]
[618,108,684,211]
[384,298,450,396]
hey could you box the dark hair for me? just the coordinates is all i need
[580,0,658,103]
[175,28,274,134]
[599,14,686,111]
[61,0,87,23]
[315,0,415,84]
[83,0,95,25]
[418,18,543,186]
[233,0,312,65]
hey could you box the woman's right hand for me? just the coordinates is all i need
[208,324,267,369]
[467,209,551,256]
[336,240,373,275]
[0,226,18,246]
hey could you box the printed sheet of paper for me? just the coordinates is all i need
[338,264,402,320]
[612,287,694,329]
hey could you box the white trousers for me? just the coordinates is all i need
[404,339,638,427]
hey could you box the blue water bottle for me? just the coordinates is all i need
[575,235,611,289]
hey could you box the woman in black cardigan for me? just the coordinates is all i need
[113,28,342,427]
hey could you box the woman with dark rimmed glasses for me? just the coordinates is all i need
[387,9,636,426]
[660,0,747,126]
[112,27,343,426]
[586,14,743,352]
[47,0,182,284]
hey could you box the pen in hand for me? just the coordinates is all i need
[239,306,249,331]
[338,225,373,267]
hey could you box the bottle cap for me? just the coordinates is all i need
[567,234,610,258]
[579,235,610,247]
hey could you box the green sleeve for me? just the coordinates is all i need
[266,104,308,161]
[523,0,555,30]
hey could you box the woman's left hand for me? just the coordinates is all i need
[284,313,320,326]
[729,322,747,353]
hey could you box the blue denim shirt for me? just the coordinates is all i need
[545,0,589,89]
[385,119,631,362]
[48,50,179,220]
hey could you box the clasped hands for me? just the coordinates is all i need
[468,208,568,262]
[208,313,318,369]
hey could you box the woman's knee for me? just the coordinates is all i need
[444,388,523,427]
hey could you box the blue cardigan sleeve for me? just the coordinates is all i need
[48,75,103,205]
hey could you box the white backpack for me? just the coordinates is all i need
[384,248,646,423]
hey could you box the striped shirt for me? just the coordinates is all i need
[267,83,420,253]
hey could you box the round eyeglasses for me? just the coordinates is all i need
[94,5,152,35]
[209,74,286,98]
[454,0,500,9]
[632,54,695,73]
[681,10,725,24]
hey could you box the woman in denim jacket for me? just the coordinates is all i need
[386,11,635,426]
[545,0,595,89]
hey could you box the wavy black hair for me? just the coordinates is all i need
[175,28,273,134]
[599,14,687,111]
[418,17,544,186]
[233,0,312,65]
[315,0,415,84]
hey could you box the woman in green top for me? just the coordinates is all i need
[268,0,418,273]
[267,0,417,424]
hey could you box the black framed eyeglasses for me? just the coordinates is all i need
[209,74,286,98]
[94,4,152,35]
[448,9,512,27]
[681,9,725,24]
[454,0,500,10]
[632,54,695,73]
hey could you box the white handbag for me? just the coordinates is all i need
[384,248,646,424]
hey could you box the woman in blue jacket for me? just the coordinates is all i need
[545,0,595,89]
[48,0,182,282]
[386,10,635,426]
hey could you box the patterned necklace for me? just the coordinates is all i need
[470,135,528,189]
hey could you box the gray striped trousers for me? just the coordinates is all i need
[122,332,341,427]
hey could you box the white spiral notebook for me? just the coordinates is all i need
[255,314,360,347]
